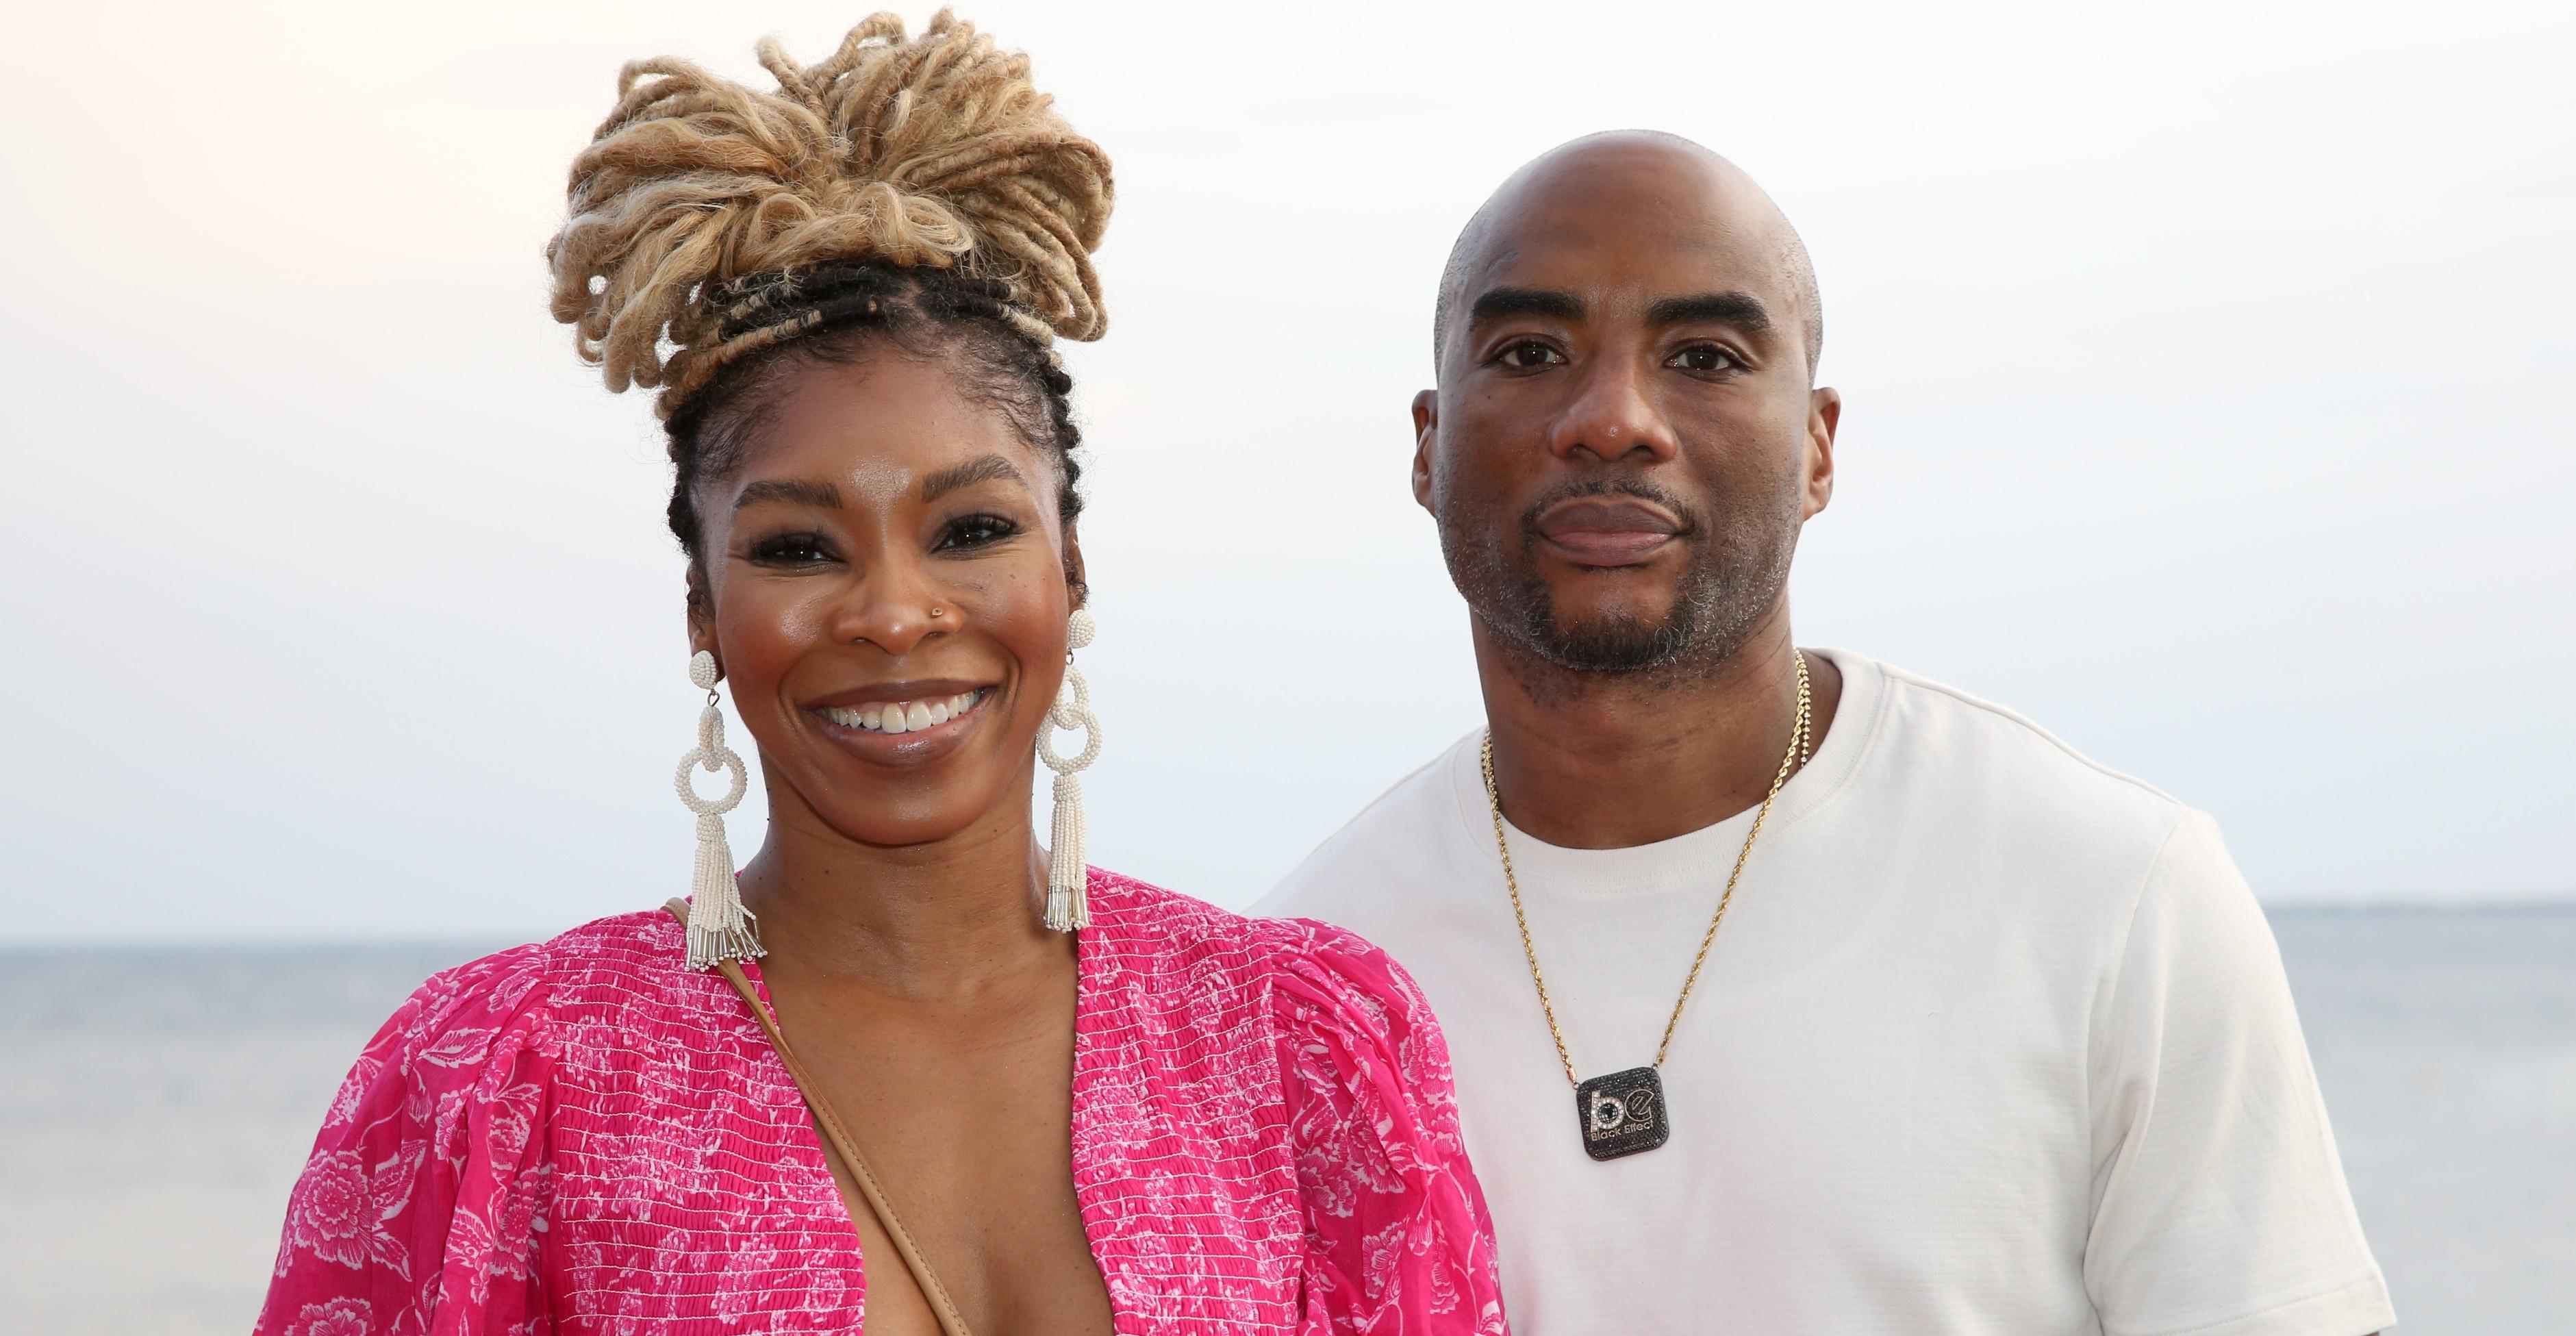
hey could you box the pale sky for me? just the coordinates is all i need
[2,0,2569,942]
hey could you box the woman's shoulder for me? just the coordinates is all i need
[1086,868,1435,1028]
[272,909,694,1328]
[344,909,694,1085]
[1093,874,1477,1225]
[406,907,687,1011]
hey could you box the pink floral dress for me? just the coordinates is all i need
[257,870,1508,1335]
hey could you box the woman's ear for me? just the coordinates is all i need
[1062,527,1089,610]
[685,564,717,658]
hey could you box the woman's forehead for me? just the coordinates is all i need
[742,355,1052,497]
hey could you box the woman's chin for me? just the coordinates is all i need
[800,797,1004,853]
[779,752,1026,851]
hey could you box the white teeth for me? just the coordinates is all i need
[825,690,982,734]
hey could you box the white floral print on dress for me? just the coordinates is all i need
[257,870,1510,1336]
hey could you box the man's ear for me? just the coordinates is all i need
[1803,386,1841,521]
[1411,389,1439,512]
[1062,526,1089,610]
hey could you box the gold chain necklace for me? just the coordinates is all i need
[1478,650,1812,1161]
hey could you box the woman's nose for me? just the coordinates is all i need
[826,564,948,657]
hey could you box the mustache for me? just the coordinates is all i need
[1517,476,1704,538]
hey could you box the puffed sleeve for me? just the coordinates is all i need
[257,945,559,1336]
[1272,918,1510,1336]
[2085,812,2393,1336]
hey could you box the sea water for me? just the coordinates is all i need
[2,907,2568,1333]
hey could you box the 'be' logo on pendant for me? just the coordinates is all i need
[1574,1066,1669,1161]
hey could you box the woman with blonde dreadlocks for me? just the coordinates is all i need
[255,12,1505,1336]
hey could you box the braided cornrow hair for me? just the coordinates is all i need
[542,9,1109,582]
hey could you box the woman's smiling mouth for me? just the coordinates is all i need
[812,686,993,735]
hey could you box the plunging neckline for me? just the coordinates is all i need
[730,911,1111,1326]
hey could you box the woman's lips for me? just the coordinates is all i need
[1537,499,1682,566]
[815,688,988,735]
[805,684,996,762]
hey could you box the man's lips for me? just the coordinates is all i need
[1535,498,1684,566]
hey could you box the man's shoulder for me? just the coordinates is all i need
[1257,730,1480,921]
[1853,652,2198,869]
[1265,657,2220,918]
[1873,654,2180,794]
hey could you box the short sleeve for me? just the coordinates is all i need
[2085,811,2394,1336]
[1272,919,1509,1336]
[257,947,558,1336]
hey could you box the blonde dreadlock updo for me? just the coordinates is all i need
[544,10,1112,570]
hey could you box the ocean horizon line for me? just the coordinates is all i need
[3,896,2569,956]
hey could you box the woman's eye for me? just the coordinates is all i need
[936,514,1021,551]
[1495,340,1565,370]
[1668,344,1739,374]
[748,532,833,566]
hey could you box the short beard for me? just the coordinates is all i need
[1443,475,1800,681]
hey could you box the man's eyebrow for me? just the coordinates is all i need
[1468,287,1585,327]
[733,478,843,512]
[1646,291,1773,331]
[920,453,1027,503]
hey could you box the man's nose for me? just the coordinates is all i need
[1548,356,1677,463]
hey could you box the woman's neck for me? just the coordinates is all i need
[733,789,1066,1003]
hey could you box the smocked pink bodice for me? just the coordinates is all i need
[257,870,1506,1335]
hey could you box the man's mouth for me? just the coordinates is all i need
[1535,498,1685,566]
[813,687,993,735]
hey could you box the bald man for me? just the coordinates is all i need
[1259,134,2392,1336]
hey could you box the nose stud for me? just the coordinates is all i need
[929,606,946,618]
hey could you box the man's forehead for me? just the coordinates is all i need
[1461,227,1783,312]
[1455,142,1797,316]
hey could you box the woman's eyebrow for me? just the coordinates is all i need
[920,453,1027,502]
[733,478,844,512]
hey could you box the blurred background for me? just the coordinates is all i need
[1,0,2568,1330]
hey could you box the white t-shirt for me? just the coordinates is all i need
[1258,650,2392,1336]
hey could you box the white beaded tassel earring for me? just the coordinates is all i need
[1037,609,1103,931]
[677,650,761,968]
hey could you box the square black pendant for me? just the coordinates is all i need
[1574,1066,1669,1160]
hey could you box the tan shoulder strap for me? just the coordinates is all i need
[664,899,972,1336]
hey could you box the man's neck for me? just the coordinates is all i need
[1476,603,1843,850]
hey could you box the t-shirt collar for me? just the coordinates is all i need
[1442,647,1886,898]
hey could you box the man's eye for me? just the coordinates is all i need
[937,514,1020,551]
[748,533,833,566]
[1496,340,1565,369]
[1669,344,1739,374]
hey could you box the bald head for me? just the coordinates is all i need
[1409,129,1841,683]
[1433,131,1823,380]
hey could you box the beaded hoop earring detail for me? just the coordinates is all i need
[1037,610,1102,931]
[677,650,762,968]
